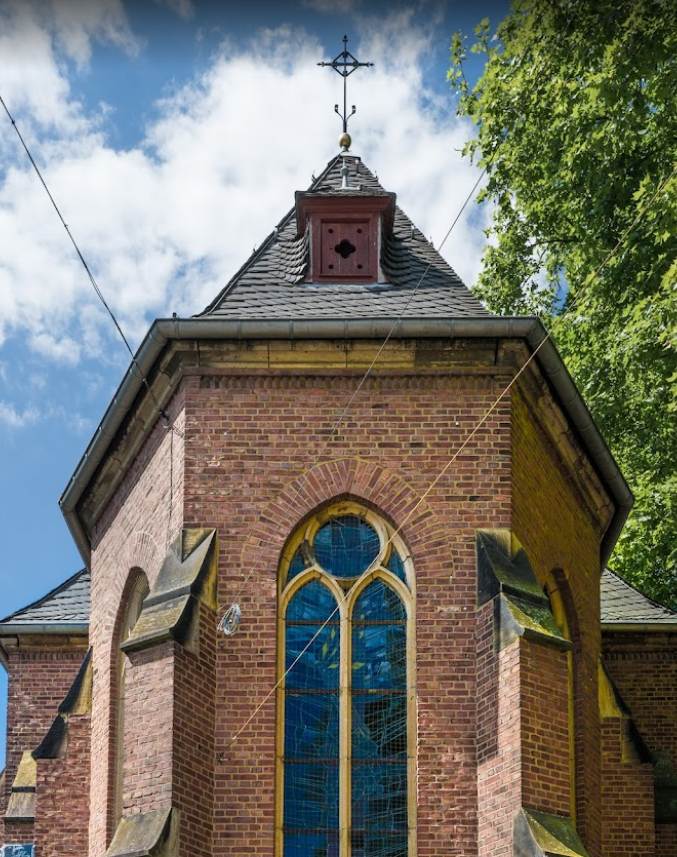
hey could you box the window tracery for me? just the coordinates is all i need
[277,502,415,857]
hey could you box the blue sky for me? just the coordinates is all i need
[0,0,509,768]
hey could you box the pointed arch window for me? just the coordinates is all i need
[278,503,415,857]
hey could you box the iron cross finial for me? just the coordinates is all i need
[318,35,374,148]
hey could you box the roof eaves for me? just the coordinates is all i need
[0,622,89,636]
[59,315,632,569]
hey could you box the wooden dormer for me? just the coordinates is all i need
[295,189,395,283]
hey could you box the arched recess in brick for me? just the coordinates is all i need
[107,568,149,842]
[545,568,584,827]
[238,457,440,589]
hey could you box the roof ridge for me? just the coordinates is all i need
[603,567,676,616]
[0,567,89,625]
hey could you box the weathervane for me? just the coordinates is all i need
[318,35,374,151]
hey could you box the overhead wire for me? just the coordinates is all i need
[0,93,183,438]
[222,164,675,751]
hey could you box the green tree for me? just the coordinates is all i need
[450,0,677,607]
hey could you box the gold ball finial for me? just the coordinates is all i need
[339,131,351,151]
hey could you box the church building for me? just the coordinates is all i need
[0,133,675,857]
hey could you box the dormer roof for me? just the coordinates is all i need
[199,154,489,321]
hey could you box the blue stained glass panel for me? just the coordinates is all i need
[386,550,407,585]
[286,624,339,690]
[285,692,339,759]
[351,763,408,831]
[314,515,380,577]
[284,832,339,857]
[287,547,308,581]
[352,625,406,690]
[352,694,407,760]
[353,580,406,622]
[286,580,338,622]
[284,761,339,830]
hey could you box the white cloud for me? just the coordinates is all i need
[0,8,488,370]
[0,400,39,428]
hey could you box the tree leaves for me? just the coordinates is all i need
[450,0,677,607]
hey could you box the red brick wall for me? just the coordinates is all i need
[520,638,571,815]
[122,643,175,815]
[183,372,512,857]
[1,643,87,844]
[173,602,216,857]
[600,717,654,856]
[602,631,677,771]
[88,399,184,856]
[477,621,521,856]
[511,388,604,855]
[603,631,677,857]
[34,715,91,856]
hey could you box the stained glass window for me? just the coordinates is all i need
[281,508,412,857]
[314,515,380,577]
[352,582,408,857]
[284,581,340,855]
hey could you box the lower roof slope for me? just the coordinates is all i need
[601,568,676,627]
[0,568,90,633]
[199,154,490,321]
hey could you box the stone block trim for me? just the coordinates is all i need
[476,530,569,651]
[513,807,589,856]
[122,528,216,654]
[106,807,178,856]
[4,753,36,821]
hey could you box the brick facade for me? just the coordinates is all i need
[0,641,87,846]
[603,630,677,857]
[1,339,673,855]
[511,386,605,855]
[34,714,91,856]
[189,371,512,857]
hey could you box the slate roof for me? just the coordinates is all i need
[601,569,676,626]
[199,153,490,320]
[0,568,90,631]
